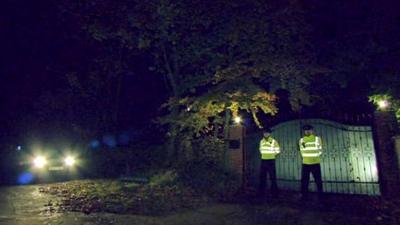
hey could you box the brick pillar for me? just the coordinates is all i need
[228,125,244,184]
[393,136,400,172]
[373,111,400,197]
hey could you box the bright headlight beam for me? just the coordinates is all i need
[33,156,47,168]
[64,156,76,167]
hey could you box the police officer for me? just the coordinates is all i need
[299,124,323,199]
[258,127,280,196]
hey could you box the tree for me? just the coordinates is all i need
[150,0,321,162]
[305,0,400,118]
[57,0,321,164]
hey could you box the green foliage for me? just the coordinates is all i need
[369,94,391,109]
[177,159,240,195]
[310,2,400,115]
[56,0,328,166]
[160,89,278,136]
[149,170,179,187]
[58,0,318,129]
[147,0,319,136]
[191,136,225,162]
[369,94,400,121]
[175,136,239,195]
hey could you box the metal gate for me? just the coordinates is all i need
[245,119,380,195]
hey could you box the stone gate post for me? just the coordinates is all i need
[373,111,400,197]
[228,125,245,185]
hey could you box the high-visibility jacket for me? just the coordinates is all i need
[259,136,280,160]
[299,135,322,165]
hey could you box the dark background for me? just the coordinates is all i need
[1,0,399,183]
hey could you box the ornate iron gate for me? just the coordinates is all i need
[245,119,380,195]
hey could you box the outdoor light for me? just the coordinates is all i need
[378,99,389,110]
[64,156,76,167]
[33,156,47,168]
[234,116,242,124]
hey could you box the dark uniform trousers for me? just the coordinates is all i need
[301,164,323,195]
[259,159,278,193]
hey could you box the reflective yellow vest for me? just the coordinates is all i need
[299,135,322,165]
[259,136,280,160]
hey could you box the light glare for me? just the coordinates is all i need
[33,156,47,168]
[234,116,242,124]
[378,100,389,110]
[64,156,76,167]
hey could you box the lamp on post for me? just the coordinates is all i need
[234,116,242,124]
[377,99,390,111]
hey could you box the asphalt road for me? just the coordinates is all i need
[0,185,384,225]
[0,185,121,225]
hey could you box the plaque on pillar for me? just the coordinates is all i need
[228,125,245,181]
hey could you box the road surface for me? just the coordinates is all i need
[0,185,383,225]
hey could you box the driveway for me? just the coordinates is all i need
[0,185,387,225]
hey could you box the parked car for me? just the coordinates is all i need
[16,148,81,183]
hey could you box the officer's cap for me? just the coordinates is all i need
[302,124,314,131]
[263,127,272,133]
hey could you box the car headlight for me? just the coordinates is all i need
[64,156,76,167]
[33,156,47,168]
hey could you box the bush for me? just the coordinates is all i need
[176,136,241,197]
[177,159,241,196]
[191,136,225,163]
[149,170,179,187]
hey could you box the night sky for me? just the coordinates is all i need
[1,0,399,145]
[1,0,166,143]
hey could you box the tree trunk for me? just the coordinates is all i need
[161,42,181,166]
